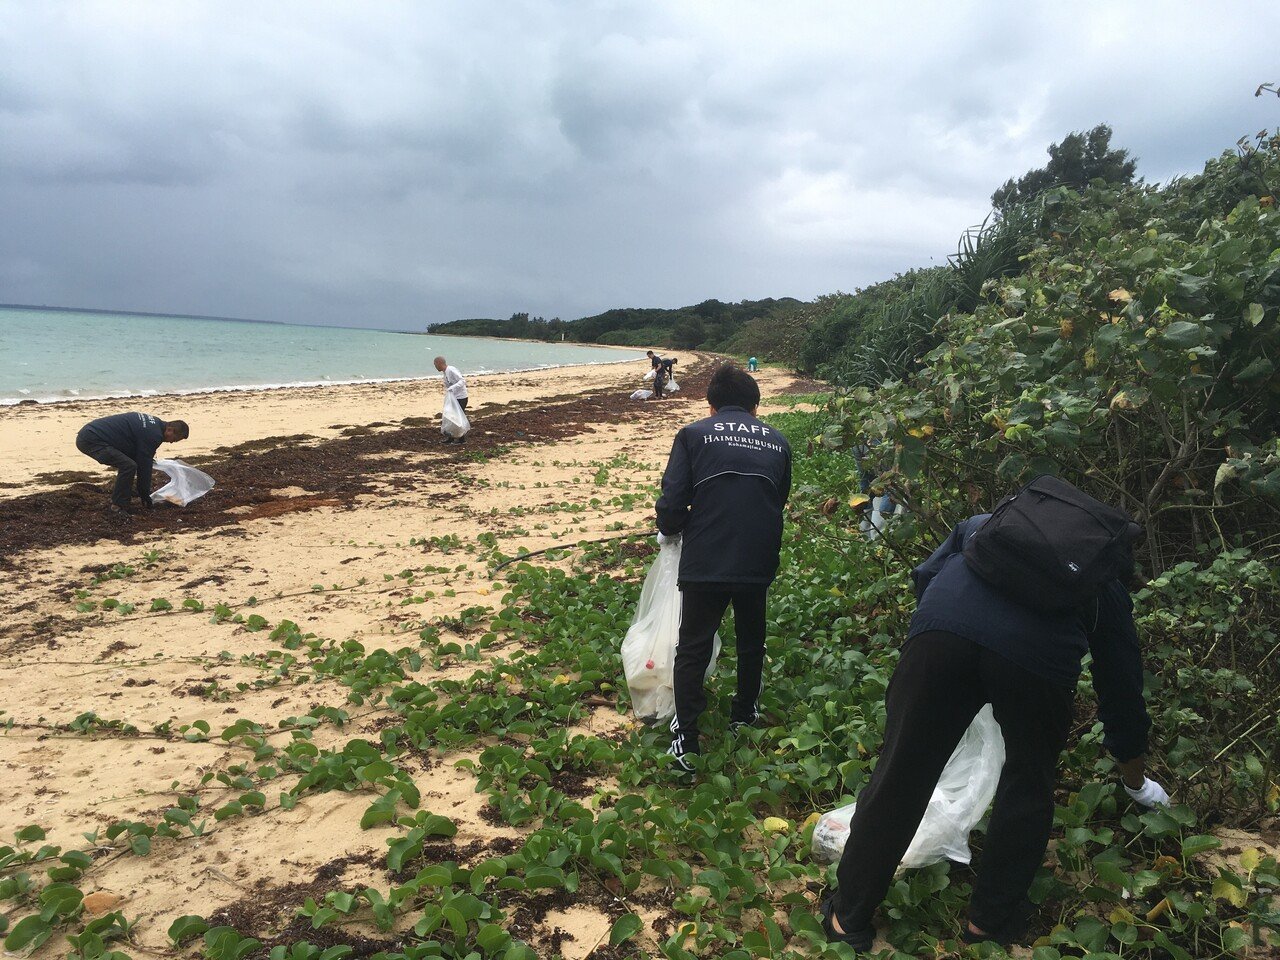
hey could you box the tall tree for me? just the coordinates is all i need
[992,123,1137,210]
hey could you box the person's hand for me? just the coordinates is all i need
[656,532,680,546]
[1124,776,1170,808]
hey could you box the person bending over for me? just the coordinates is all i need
[654,364,792,774]
[76,412,189,519]
[434,356,469,444]
[652,356,677,399]
[822,510,1169,951]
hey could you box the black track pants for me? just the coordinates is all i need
[76,433,137,508]
[832,630,1074,935]
[671,586,767,749]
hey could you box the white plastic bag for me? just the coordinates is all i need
[630,389,654,401]
[663,378,680,393]
[621,540,719,722]
[150,459,215,506]
[643,369,656,382]
[442,392,470,438]
[811,705,1005,867]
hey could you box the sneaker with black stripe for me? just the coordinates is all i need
[666,727,698,776]
[729,706,760,735]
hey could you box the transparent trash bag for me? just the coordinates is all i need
[150,459,215,506]
[630,389,654,401]
[664,378,680,393]
[621,540,719,722]
[811,704,1005,867]
[643,369,656,382]
[442,392,471,438]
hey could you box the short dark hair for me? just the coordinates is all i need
[707,364,760,410]
[168,420,190,440]
[646,350,655,356]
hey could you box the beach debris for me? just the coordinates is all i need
[82,891,124,915]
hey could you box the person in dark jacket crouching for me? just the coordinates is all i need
[821,514,1170,951]
[655,364,792,773]
[76,412,189,519]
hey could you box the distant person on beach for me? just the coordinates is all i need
[652,356,677,399]
[75,412,189,519]
[748,356,759,372]
[434,356,469,444]
[655,364,791,774]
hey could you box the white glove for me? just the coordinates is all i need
[656,532,680,546]
[1124,776,1170,808]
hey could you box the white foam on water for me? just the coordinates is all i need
[0,355,647,407]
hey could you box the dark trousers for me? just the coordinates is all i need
[76,433,136,508]
[457,397,469,411]
[671,586,768,747]
[833,631,1074,934]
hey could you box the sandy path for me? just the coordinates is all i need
[0,358,805,958]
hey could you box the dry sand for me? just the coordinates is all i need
[0,361,657,492]
[0,356,810,958]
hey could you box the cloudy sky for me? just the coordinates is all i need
[1,1,1277,331]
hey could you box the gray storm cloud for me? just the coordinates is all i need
[0,0,1276,329]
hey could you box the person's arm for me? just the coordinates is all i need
[1089,581,1167,803]
[1088,581,1151,762]
[779,447,792,505]
[911,518,970,598]
[655,431,693,536]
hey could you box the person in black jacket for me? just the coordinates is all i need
[655,364,792,773]
[76,412,189,518]
[821,513,1170,951]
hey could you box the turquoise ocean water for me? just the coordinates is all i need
[0,307,646,405]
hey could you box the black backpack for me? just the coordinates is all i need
[962,475,1142,613]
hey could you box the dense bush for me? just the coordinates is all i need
[430,299,803,353]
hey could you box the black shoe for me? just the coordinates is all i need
[665,731,698,777]
[819,896,874,951]
[961,900,1031,948]
[729,706,760,734]
[107,504,132,523]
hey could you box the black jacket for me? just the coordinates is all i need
[911,514,1151,761]
[655,406,792,587]
[78,412,167,503]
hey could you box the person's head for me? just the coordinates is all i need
[433,356,447,372]
[163,420,189,443]
[646,350,654,358]
[706,364,760,414]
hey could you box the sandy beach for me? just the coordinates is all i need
[0,355,815,958]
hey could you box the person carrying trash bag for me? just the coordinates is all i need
[434,355,470,444]
[821,476,1171,952]
[75,412,189,520]
[654,363,791,775]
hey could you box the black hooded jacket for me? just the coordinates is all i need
[655,405,792,587]
[78,412,167,502]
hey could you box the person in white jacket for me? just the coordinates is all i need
[433,356,469,444]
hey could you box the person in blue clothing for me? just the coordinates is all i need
[747,356,759,372]
[821,513,1170,951]
[654,364,792,773]
[76,412,189,519]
